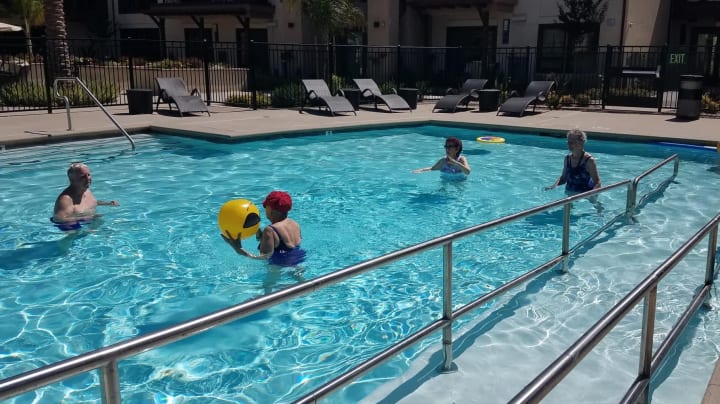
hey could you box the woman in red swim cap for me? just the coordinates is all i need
[223,190,306,267]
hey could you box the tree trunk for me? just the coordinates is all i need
[44,0,71,81]
[23,19,33,56]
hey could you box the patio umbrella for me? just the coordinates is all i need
[0,22,23,32]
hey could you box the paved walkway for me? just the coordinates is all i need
[1,102,719,148]
[1,102,719,402]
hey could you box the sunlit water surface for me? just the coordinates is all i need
[1,126,719,403]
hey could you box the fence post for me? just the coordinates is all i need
[327,42,334,88]
[128,54,135,89]
[657,44,668,112]
[41,36,53,114]
[203,38,212,106]
[602,44,613,110]
[396,45,401,87]
[249,40,257,110]
[525,46,531,83]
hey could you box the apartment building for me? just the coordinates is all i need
[56,0,717,80]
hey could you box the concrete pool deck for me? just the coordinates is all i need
[1,101,719,402]
[0,102,718,148]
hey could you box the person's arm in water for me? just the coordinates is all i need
[97,200,119,206]
[412,158,444,173]
[53,195,76,221]
[586,156,601,189]
[223,228,275,260]
[545,159,568,190]
[448,155,471,175]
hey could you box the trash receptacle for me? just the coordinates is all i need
[677,75,703,120]
[398,88,418,109]
[127,88,153,115]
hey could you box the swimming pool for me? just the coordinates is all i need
[0,125,718,403]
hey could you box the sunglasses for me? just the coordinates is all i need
[444,144,456,148]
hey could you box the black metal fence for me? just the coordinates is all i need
[0,37,718,114]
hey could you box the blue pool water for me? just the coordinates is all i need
[0,125,719,403]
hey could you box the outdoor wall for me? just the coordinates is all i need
[624,0,671,46]
[425,8,502,47]
[367,0,399,46]
[399,5,425,46]
[272,0,302,44]
[502,0,624,47]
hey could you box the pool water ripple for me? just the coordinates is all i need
[1,128,719,403]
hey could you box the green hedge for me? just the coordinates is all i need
[0,81,119,107]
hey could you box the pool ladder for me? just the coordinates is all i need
[53,77,136,150]
[2,154,715,404]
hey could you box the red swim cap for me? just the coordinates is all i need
[263,191,292,213]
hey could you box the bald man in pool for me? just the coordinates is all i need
[52,163,119,226]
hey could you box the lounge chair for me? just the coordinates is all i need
[432,78,488,112]
[155,77,210,117]
[497,80,555,117]
[300,79,356,116]
[352,78,411,112]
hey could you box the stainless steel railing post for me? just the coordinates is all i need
[53,77,136,150]
[637,287,657,404]
[561,203,572,272]
[100,360,120,404]
[438,242,458,373]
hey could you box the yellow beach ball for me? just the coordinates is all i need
[218,199,261,240]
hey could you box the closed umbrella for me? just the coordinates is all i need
[0,22,23,32]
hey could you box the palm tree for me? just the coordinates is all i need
[286,0,365,78]
[287,0,365,44]
[43,0,71,79]
[7,0,44,57]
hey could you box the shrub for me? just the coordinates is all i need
[0,82,48,107]
[145,59,188,69]
[559,94,574,107]
[225,92,271,108]
[58,81,119,106]
[575,93,591,107]
[331,74,350,91]
[546,91,561,109]
[380,81,397,93]
[271,82,303,107]
[702,93,719,114]
[585,87,602,100]
[0,81,118,107]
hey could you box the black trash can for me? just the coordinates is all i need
[398,88,418,109]
[676,75,703,120]
[127,88,154,115]
[478,89,501,112]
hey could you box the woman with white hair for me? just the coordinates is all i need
[545,128,601,193]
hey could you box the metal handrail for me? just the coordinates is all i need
[0,156,680,403]
[53,77,136,150]
[510,213,719,404]
[626,154,679,217]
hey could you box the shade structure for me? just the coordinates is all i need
[0,22,23,32]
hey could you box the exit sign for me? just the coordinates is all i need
[669,53,686,64]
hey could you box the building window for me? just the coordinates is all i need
[185,28,213,60]
[120,29,161,59]
[119,0,152,14]
[502,19,510,44]
[537,23,599,73]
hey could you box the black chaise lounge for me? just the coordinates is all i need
[300,79,356,116]
[432,78,488,112]
[352,78,411,112]
[155,77,210,117]
[497,80,555,117]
